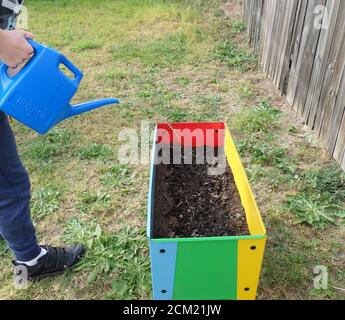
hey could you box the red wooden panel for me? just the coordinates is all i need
[156,122,226,147]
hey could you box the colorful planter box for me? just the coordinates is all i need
[147,122,267,300]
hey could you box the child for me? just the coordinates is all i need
[0,0,84,281]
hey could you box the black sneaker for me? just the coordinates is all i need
[13,245,85,281]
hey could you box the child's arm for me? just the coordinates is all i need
[0,29,34,68]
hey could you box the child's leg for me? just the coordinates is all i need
[0,112,41,261]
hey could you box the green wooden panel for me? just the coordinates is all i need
[173,239,238,300]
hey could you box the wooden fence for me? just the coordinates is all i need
[243,0,345,170]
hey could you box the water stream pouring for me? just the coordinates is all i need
[0,40,119,134]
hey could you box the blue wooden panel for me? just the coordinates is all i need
[147,126,158,239]
[150,240,177,300]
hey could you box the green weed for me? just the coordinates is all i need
[308,287,339,300]
[246,165,297,191]
[192,111,221,122]
[213,9,225,17]
[101,69,134,86]
[23,128,75,162]
[285,194,345,230]
[175,77,191,85]
[166,108,190,122]
[165,106,221,123]
[31,185,62,220]
[100,165,134,188]
[78,143,113,160]
[61,220,151,299]
[233,102,282,134]
[194,95,223,108]
[238,141,285,165]
[215,39,257,71]
[302,165,345,201]
[238,139,297,175]
[71,39,102,52]
[78,191,111,214]
[231,19,246,33]
[284,165,345,229]
[237,84,254,100]
[288,126,298,134]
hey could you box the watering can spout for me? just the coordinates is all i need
[63,98,120,120]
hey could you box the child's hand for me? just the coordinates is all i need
[7,65,22,77]
[0,29,34,69]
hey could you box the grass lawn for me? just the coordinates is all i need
[0,0,344,300]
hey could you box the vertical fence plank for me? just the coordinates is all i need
[273,0,297,88]
[303,0,342,126]
[286,0,309,109]
[319,21,345,148]
[290,0,325,115]
[326,68,345,154]
[333,85,345,162]
[279,0,303,94]
[314,2,345,136]
[267,0,283,80]
[262,0,278,73]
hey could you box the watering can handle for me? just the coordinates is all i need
[27,39,44,55]
[0,39,43,80]
[28,40,83,86]
[59,54,83,86]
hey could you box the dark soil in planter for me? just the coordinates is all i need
[153,145,249,238]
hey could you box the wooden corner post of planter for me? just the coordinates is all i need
[147,122,267,300]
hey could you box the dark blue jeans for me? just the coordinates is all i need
[0,111,41,261]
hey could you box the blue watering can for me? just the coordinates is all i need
[0,40,119,134]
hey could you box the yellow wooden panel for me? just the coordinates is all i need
[224,125,266,236]
[237,238,266,300]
